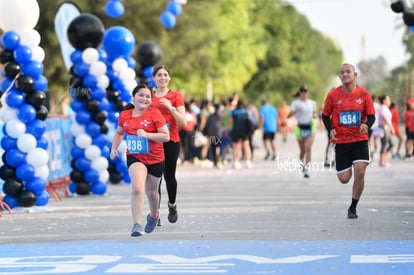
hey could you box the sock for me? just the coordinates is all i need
[150,210,159,219]
[350,198,359,210]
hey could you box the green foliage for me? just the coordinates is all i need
[33,0,342,110]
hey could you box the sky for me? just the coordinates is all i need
[288,0,410,70]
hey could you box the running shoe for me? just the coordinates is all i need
[264,151,270,160]
[168,203,178,223]
[131,223,144,237]
[347,208,358,219]
[145,214,159,233]
[157,218,162,227]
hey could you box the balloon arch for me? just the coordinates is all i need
[0,0,184,210]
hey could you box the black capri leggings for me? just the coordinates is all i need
[158,141,180,207]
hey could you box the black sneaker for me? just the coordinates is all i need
[264,151,270,160]
[347,208,358,219]
[168,203,178,223]
[157,218,162,227]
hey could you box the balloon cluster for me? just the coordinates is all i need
[105,0,125,18]
[160,0,186,29]
[136,41,163,89]
[67,14,110,195]
[390,0,414,27]
[101,26,137,184]
[0,0,49,208]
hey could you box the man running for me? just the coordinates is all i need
[322,63,376,219]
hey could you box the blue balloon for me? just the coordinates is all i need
[1,31,20,50]
[5,148,26,168]
[98,98,109,111]
[22,60,44,78]
[100,146,110,158]
[17,103,37,123]
[13,45,32,64]
[37,136,49,149]
[107,110,119,123]
[105,0,125,18]
[90,87,106,101]
[75,109,91,124]
[167,1,182,16]
[2,195,18,209]
[102,26,135,59]
[75,157,91,172]
[92,134,109,148]
[34,75,48,91]
[1,78,13,92]
[83,74,98,89]
[70,145,84,159]
[70,50,83,64]
[70,98,84,112]
[116,160,128,173]
[16,163,35,182]
[69,182,77,194]
[160,11,176,29]
[86,121,101,137]
[143,66,154,78]
[91,181,107,195]
[123,173,131,183]
[35,191,49,206]
[85,169,100,184]
[98,50,108,63]
[6,90,25,108]
[25,177,46,196]
[26,119,46,139]
[126,56,136,69]
[1,136,17,150]
[74,62,90,77]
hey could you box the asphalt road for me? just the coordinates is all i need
[0,130,413,274]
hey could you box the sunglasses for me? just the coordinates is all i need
[300,88,308,93]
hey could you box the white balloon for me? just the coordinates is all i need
[173,0,187,4]
[17,133,37,153]
[112,58,128,72]
[0,0,40,33]
[75,133,92,149]
[0,105,18,122]
[31,46,45,62]
[119,68,136,81]
[125,80,137,92]
[91,157,108,171]
[35,164,49,180]
[84,145,101,160]
[70,122,85,136]
[5,119,26,138]
[19,29,41,47]
[89,61,107,76]
[82,48,99,65]
[97,75,109,89]
[26,148,49,167]
[99,170,109,183]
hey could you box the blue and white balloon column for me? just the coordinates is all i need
[0,0,49,208]
[66,13,110,195]
[102,26,137,184]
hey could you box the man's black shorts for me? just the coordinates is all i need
[335,140,369,173]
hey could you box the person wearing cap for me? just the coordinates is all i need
[322,63,376,219]
[287,85,317,178]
